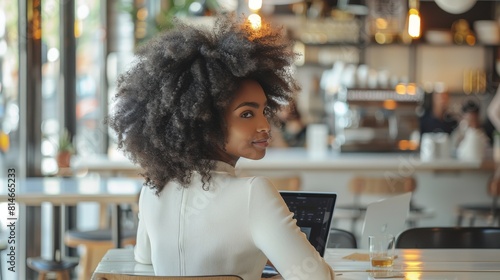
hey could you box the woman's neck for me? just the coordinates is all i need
[212,149,239,167]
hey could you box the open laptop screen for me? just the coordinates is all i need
[280,191,337,257]
[360,192,412,249]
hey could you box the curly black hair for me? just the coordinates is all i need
[107,14,299,194]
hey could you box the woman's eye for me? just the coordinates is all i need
[241,111,254,118]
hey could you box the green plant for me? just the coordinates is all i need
[58,129,75,154]
[122,0,221,47]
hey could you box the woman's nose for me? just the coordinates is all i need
[258,116,271,133]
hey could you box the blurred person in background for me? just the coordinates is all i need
[419,86,458,136]
[451,100,489,154]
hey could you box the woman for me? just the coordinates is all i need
[108,14,335,280]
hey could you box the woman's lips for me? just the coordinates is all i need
[252,138,269,148]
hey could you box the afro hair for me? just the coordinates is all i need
[107,14,300,194]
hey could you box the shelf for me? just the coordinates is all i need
[340,89,424,103]
[297,40,500,48]
[295,41,362,47]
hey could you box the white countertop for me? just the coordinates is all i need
[236,148,488,171]
[73,148,493,175]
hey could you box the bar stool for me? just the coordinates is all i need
[64,199,139,280]
[27,204,78,280]
[65,194,141,280]
[27,257,78,280]
[0,241,7,280]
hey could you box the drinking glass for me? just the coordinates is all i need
[369,234,395,270]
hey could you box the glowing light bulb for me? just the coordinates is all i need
[248,14,262,30]
[408,0,421,39]
[248,0,262,11]
[408,9,421,38]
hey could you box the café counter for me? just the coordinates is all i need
[236,148,495,173]
[73,148,497,228]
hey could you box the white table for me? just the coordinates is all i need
[324,248,500,272]
[93,248,500,279]
[0,176,144,278]
[0,176,144,246]
[0,176,143,206]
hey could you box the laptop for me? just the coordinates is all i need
[262,191,337,277]
[359,192,412,249]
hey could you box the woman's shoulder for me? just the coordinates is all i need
[218,174,276,197]
[236,176,282,202]
[229,175,274,189]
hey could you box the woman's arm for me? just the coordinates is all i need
[248,177,335,280]
[134,187,152,264]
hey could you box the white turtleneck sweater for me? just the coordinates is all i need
[134,161,335,280]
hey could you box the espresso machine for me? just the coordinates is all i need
[326,86,424,153]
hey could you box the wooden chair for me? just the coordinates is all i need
[92,273,243,280]
[395,227,500,249]
[456,174,500,226]
[335,175,434,234]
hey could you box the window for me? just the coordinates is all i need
[0,2,20,175]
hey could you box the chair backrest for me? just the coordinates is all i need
[92,273,243,280]
[348,175,416,208]
[268,176,301,191]
[349,176,416,195]
[327,228,357,248]
[395,227,500,249]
